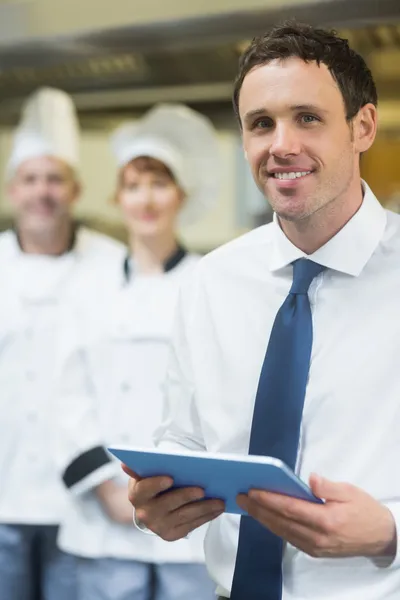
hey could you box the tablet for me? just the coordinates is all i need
[108,445,322,514]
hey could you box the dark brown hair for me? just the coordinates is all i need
[233,21,378,125]
[114,156,176,203]
[120,156,175,183]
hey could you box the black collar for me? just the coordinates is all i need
[14,222,79,255]
[123,244,187,283]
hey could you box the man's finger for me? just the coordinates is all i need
[136,491,224,533]
[134,485,208,525]
[167,509,225,542]
[238,492,326,532]
[129,476,174,505]
[309,473,355,502]
[241,496,328,550]
[243,490,326,530]
[121,463,140,479]
[168,498,225,529]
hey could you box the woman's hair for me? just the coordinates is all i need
[113,156,177,203]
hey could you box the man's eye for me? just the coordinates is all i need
[254,119,273,130]
[301,115,319,124]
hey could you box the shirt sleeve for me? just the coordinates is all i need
[52,315,120,495]
[154,272,207,453]
[374,501,400,569]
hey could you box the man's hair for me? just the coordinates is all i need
[233,21,378,124]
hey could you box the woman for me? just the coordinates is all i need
[54,104,220,600]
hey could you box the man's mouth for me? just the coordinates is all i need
[272,171,312,180]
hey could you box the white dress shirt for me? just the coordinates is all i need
[54,252,210,564]
[155,182,400,600]
[0,227,125,524]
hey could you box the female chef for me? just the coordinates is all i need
[54,103,221,600]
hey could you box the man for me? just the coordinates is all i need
[127,22,400,600]
[0,87,127,599]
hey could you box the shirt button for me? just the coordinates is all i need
[27,412,37,423]
[26,371,36,382]
[120,382,131,393]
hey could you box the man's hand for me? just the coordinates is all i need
[95,479,134,524]
[237,473,397,560]
[123,464,225,541]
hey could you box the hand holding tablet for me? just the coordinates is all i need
[108,445,322,515]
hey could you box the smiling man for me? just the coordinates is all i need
[126,22,400,600]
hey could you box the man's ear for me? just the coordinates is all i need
[354,103,377,154]
[71,179,82,204]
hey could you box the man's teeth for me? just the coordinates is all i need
[273,171,311,180]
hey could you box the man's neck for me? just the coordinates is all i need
[279,179,364,255]
[130,234,179,275]
[16,220,75,256]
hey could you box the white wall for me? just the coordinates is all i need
[1,0,326,39]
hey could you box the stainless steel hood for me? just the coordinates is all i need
[0,0,399,123]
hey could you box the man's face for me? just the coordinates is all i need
[239,57,375,223]
[8,156,79,234]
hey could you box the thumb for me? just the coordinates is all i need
[121,463,141,481]
[309,473,354,502]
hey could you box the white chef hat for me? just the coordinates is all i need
[6,87,80,178]
[110,103,220,225]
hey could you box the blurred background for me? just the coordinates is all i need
[0,3,399,598]
[0,0,400,250]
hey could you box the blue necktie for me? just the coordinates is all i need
[231,259,325,600]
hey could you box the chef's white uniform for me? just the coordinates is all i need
[0,226,126,600]
[54,249,216,600]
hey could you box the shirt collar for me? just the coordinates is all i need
[123,243,187,283]
[13,222,79,256]
[269,180,387,277]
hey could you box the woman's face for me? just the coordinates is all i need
[117,158,184,240]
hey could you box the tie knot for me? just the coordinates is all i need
[290,259,325,295]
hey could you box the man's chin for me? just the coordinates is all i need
[23,216,58,234]
[274,207,311,223]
